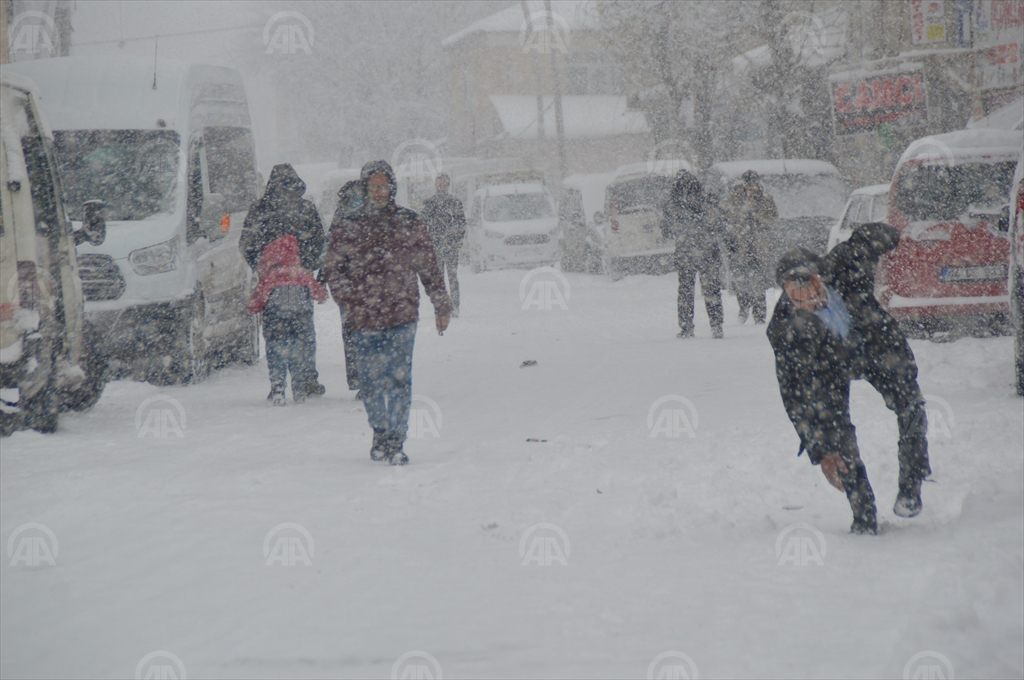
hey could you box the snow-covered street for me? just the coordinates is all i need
[2,269,1021,679]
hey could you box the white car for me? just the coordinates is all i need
[595,159,693,279]
[466,183,559,272]
[826,184,890,252]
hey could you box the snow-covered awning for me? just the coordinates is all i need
[489,95,649,140]
[732,7,848,75]
[443,0,598,48]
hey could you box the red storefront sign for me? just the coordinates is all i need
[830,70,929,135]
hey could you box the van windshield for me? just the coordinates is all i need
[52,130,180,221]
[608,176,672,214]
[761,175,847,220]
[484,193,553,222]
[893,161,1016,221]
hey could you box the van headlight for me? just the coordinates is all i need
[484,229,505,239]
[129,236,179,275]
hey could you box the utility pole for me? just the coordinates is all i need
[520,1,546,145]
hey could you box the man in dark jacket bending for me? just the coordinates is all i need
[767,222,931,534]
[421,173,466,316]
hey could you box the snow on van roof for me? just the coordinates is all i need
[851,183,890,196]
[4,56,245,134]
[898,129,1022,166]
[709,159,840,179]
[613,159,693,180]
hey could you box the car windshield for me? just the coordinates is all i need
[871,193,889,221]
[892,161,1016,221]
[52,130,180,221]
[761,175,848,220]
[608,176,673,214]
[483,193,553,222]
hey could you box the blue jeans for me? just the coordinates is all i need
[262,288,317,395]
[349,322,417,439]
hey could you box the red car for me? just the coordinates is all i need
[879,129,1021,338]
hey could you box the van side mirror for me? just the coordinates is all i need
[199,193,228,240]
[75,200,106,246]
[594,211,607,226]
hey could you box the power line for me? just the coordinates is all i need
[73,23,266,48]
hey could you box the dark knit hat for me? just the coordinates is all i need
[775,247,822,286]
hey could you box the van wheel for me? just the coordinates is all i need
[24,383,59,434]
[157,292,209,385]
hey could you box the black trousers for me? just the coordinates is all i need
[677,248,723,332]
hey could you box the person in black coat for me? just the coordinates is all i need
[767,223,931,534]
[661,170,725,338]
[421,174,466,316]
[240,164,327,399]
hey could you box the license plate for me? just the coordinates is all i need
[941,264,1007,282]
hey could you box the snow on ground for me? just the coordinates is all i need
[2,269,1022,679]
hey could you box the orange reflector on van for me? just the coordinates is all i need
[220,214,231,232]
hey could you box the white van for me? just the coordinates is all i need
[826,183,890,251]
[595,159,692,278]
[465,181,559,272]
[8,56,260,384]
[705,159,848,266]
[1,74,106,434]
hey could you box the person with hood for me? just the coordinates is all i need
[720,170,778,324]
[240,164,327,399]
[661,169,725,339]
[323,161,453,466]
[246,234,328,405]
[328,180,366,393]
[767,223,931,535]
[420,173,466,316]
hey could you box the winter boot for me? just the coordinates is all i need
[850,518,878,535]
[677,327,694,339]
[711,326,724,339]
[370,429,388,461]
[385,434,409,466]
[894,478,923,518]
[270,386,286,406]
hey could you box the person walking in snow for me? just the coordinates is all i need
[720,170,777,324]
[246,234,328,405]
[323,161,453,465]
[421,173,466,317]
[767,223,931,535]
[661,169,725,339]
[327,180,367,393]
[240,164,328,399]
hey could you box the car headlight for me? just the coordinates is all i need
[129,236,179,275]
[484,229,505,239]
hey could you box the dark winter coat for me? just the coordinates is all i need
[767,222,910,464]
[421,192,466,256]
[720,182,777,287]
[660,171,724,267]
[323,161,452,331]
[240,164,325,273]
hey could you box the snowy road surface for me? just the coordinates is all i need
[2,269,1022,679]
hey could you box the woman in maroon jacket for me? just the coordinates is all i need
[323,161,452,465]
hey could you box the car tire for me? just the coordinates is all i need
[153,291,209,386]
[61,355,107,412]
[23,381,59,434]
